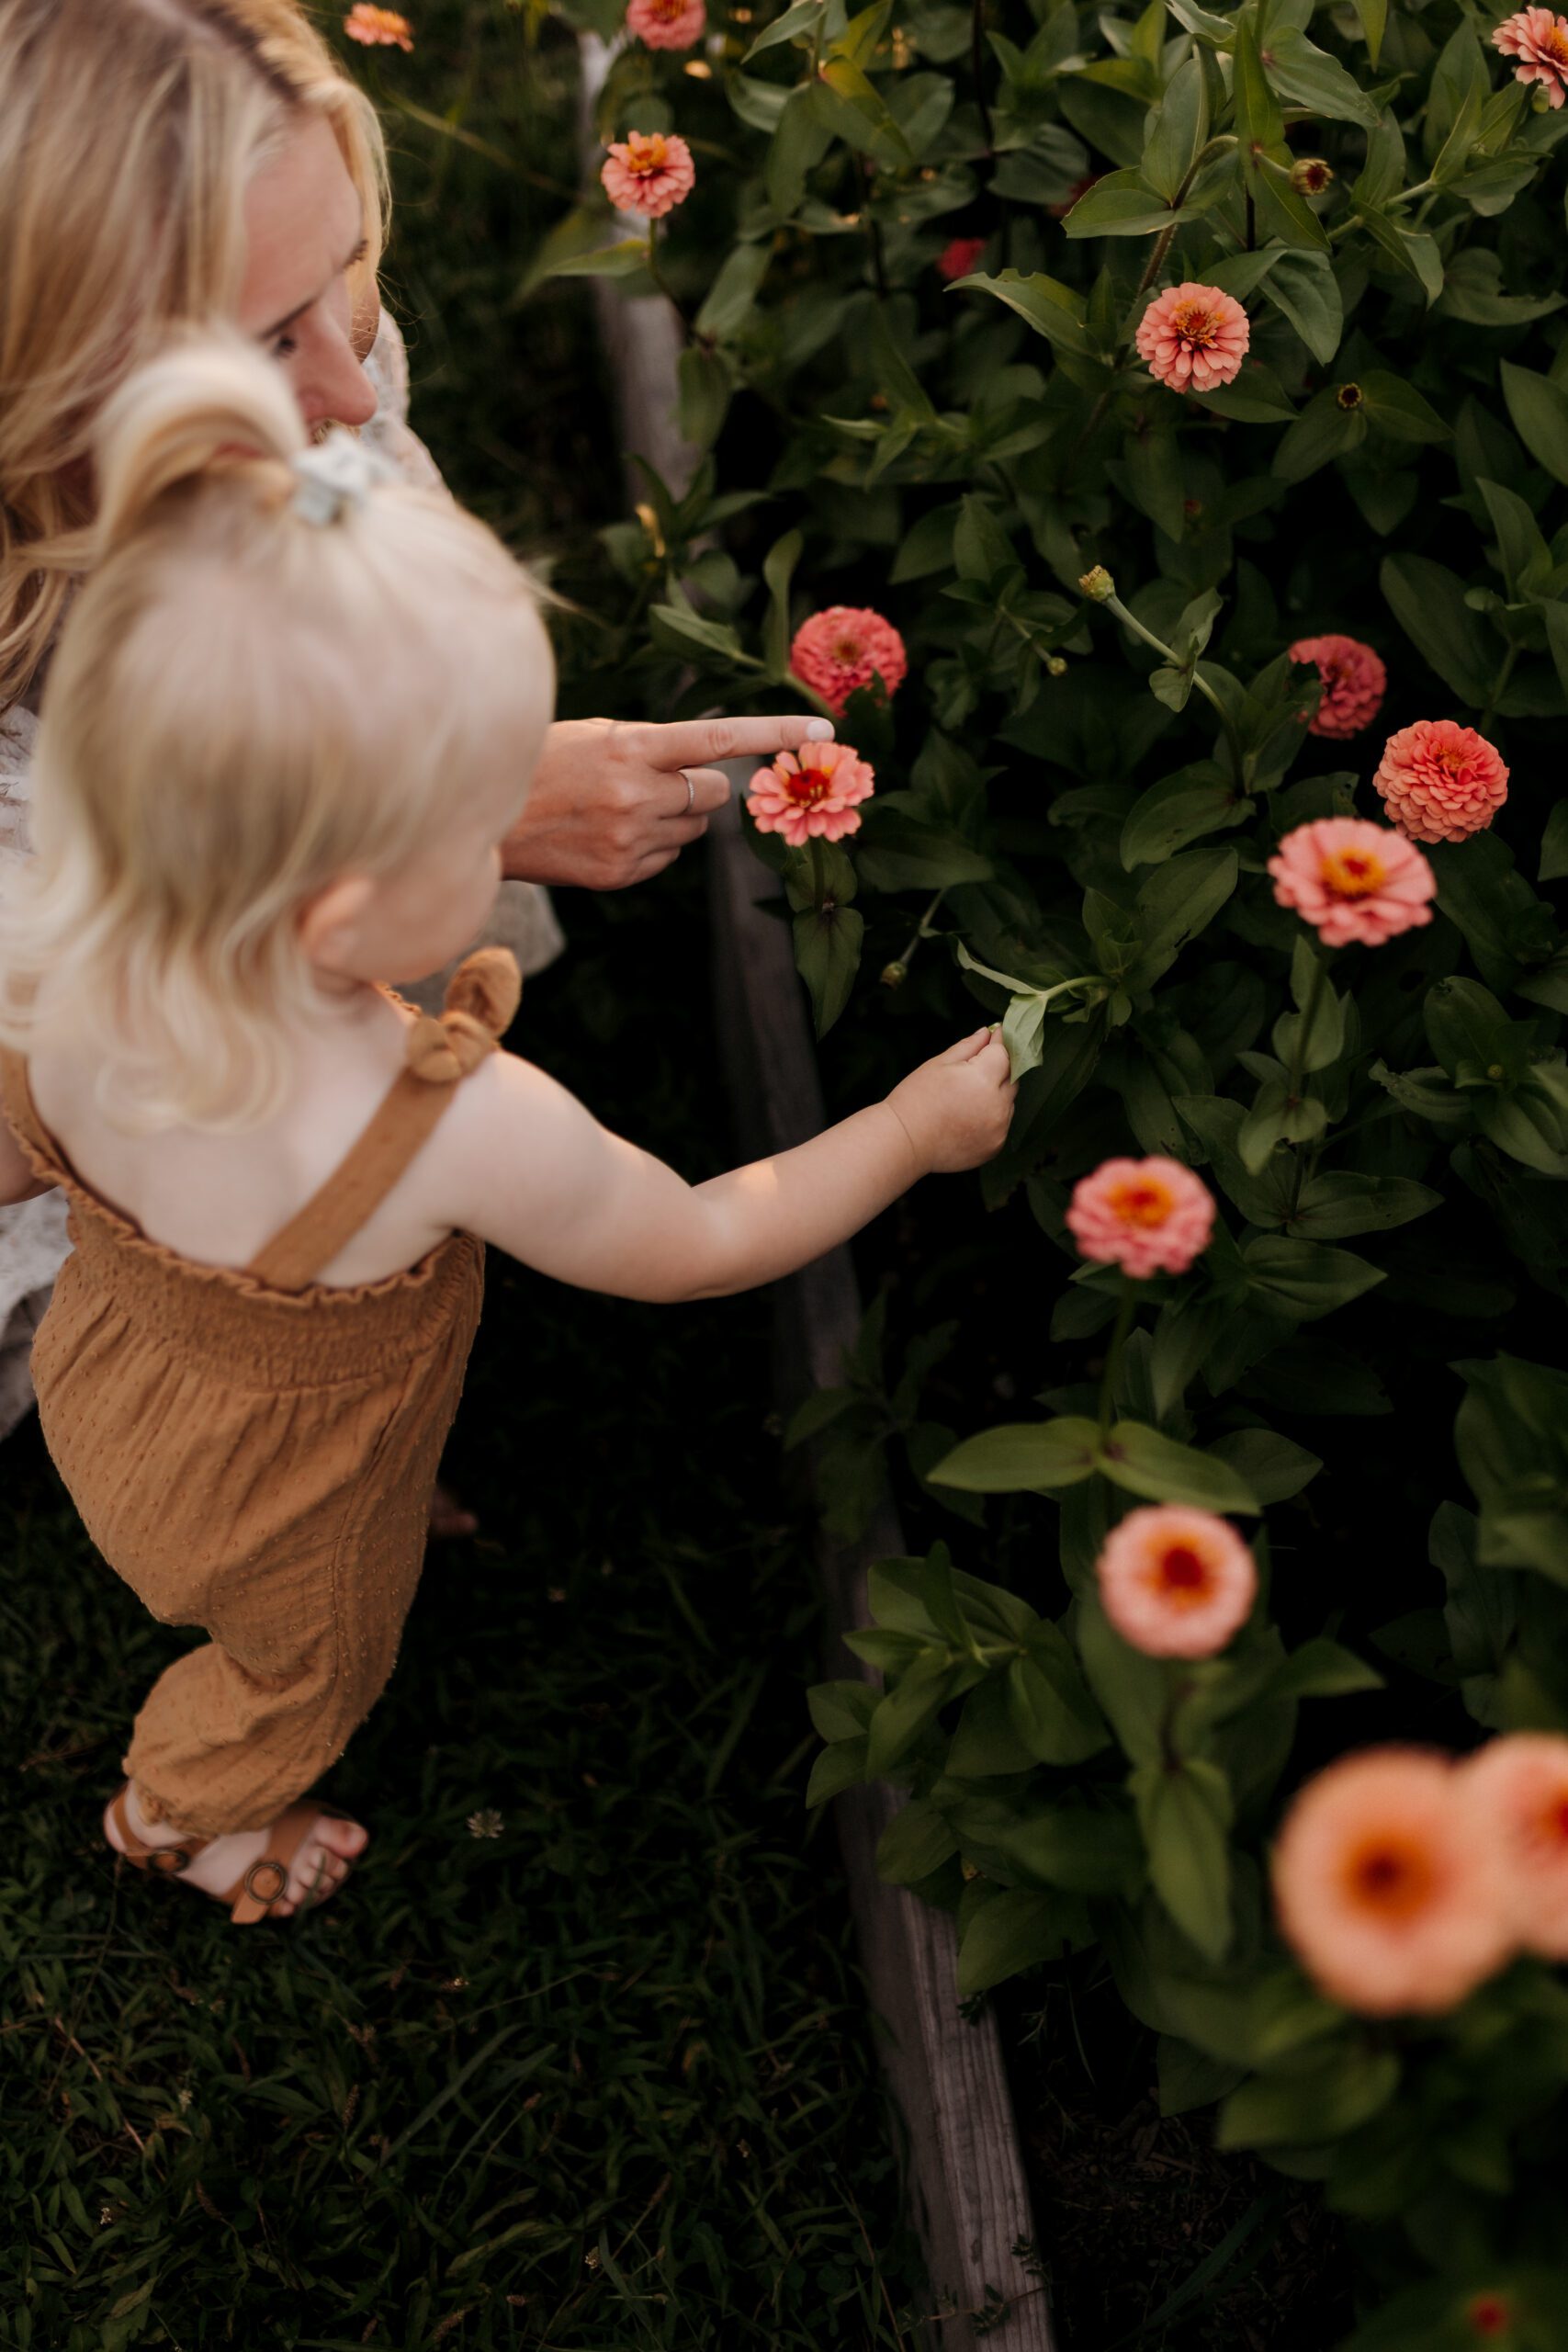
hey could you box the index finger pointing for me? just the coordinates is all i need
[639,714,836,771]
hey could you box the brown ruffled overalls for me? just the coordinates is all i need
[0,950,518,1839]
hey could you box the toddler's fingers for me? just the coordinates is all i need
[975,1035,1014,1084]
[935,1025,998,1066]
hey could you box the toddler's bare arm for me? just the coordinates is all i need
[440,1030,1015,1303]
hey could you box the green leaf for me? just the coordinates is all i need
[866,1648,961,1776]
[677,343,730,453]
[1502,360,1568,489]
[1121,764,1253,868]
[955,1887,1063,1996]
[807,1679,879,1740]
[1142,54,1210,204]
[1063,168,1195,238]
[1352,0,1386,68]
[854,812,994,892]
[1217,2046,1401,2149]
[793,902,864,1039]
[1288,1173,1442,1240]
[1125,846,1240,989]
[1006,1629,1112,1764]
[1209,1428,1322,1504]
[1264,28,1382,127]
[693,241,771,338]
[1261,248,1344,367]
[875,1798,959,1884]
[948,1677,1041,1776]
[1243,1235,1387,1320]
[1359,372,1449,446]
[761,528,802,681]
[548,237,653,284]
[1132,1758,1234,1961]
[745,0,832,60]
[1259,1638,1382,1702]
[1077,1596,1169,1765]
[930,1417,1102,1493]
[952,268,1094,357]
[1233,13,1284,174]
[1100,1421,1262,1514]
[1272,385,1368,483]
[807,1735,869,1804]
[1379,553,1495,705]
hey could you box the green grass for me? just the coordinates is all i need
[1,873,926,2349]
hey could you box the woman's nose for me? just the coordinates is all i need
[301,344,378,432]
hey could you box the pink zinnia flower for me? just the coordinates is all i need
[600,130,695,220]
[344,3,413,46]
[1287,634,1387,739]
[1463,1735,1568,1961]
[1050,174,1100,219]
[789,607,908,714]
[937,236,987,282]
[626,0,706,47]
[1096,1506,1257,1659]
[1134,282,1250,395]
[1273,1748,1514,2017]
[1372,718,1509,845]
[1066,1156,1214,1280]
[1493,6,1568,104]
[1267,818,1436,949]
[747,740,875,849]
[1466,2296,1516,2340]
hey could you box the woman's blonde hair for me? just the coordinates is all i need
[0,334,554,1131]
[0,0,388,714]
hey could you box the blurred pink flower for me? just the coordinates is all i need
[937,236,987,282]
[1287,634,1387,739]
[1097,1506,1257,1659]
[747,740,875,848]
[1066,1157,1214,1279]
[1050,174,1100,219]
[790,607,908,714]
[1463,1735,1568,1961]
[601,130,695,220]
[1493,6,1568,104]
[344,4,413,46]
[1134,283,1250,395]
[1466,2296,1516,2339]
[1373,718,1509,844]
[626,0,706,47]
[1273,1748,1514,2016]
[1268,818,1436,948]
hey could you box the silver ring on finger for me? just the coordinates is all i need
[679,767,695,815]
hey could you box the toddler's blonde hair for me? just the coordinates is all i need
[0,0,388,714]
[0,334,554,1131]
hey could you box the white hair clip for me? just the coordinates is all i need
[289,428,391,526]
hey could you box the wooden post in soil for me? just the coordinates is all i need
[573,51,1055,2336]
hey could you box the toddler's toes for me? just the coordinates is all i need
[283,1815,367,1912]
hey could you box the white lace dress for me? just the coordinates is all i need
[0,313,564,1441]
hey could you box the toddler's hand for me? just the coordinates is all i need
[886,1028,1017,1176]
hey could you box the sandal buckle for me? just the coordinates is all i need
[243,1858,289,1905]
[147,1845,191,1876]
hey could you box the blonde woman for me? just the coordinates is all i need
[0,0,825,1440]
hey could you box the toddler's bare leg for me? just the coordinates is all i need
[105,1783,367,1918]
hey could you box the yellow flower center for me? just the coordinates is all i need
[1171,302,1221,350]
[831,635,863,664]
[1320,847,1386,898]
[1546,22,1568,62]
[1107,1178,1174,1227]
[625,132,671,175]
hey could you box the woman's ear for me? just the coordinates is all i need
[298,873,378,972]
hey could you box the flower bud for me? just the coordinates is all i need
[1336,381,1363,411]
[879,960,908,989]
[1046,654,1067,677]
[1291,157,1333,196]
[1078,564,1115,602]
[1534,82,1553,110]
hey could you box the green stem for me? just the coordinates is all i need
[644,221,691,338]
[809,836,828,907]
[1104,594,1247,783]
[1285,954,1327,1213]
[972,0,996,160]
[1097,1280,1137,1446]
[893,888,949,975]
[1480,641,1518,734]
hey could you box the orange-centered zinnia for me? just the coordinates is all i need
[1319,845,1386,898]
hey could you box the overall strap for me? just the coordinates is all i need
[0,1044,70,1200]
[243,949,520,1294]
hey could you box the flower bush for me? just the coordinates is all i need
[530,0,1568,2329]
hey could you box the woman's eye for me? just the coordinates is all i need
[270,334,299,361]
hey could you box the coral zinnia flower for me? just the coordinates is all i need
[1066,1156,1214,1279]
[344,3,413,46]
[1273,1748,1513,2016]
[1372,718,1509,844]
[1463,1735,1568,1961]
[747,740,875,848]
[1494,6,1568,105]
[937,236,987,283]
[1097,1506,1257,1659]
[1268,818,1436,949]
[790,607,908,714]
[626,0,706,48]
[601,131,696,220]
[1287,634,1387,739]
[1466,2295,1515,2339]
[1134,283,1250,394]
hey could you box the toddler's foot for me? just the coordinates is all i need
[105,1783,367,1918]
[428,1478,479,1540]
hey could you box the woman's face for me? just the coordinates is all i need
[238,115,378,434]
